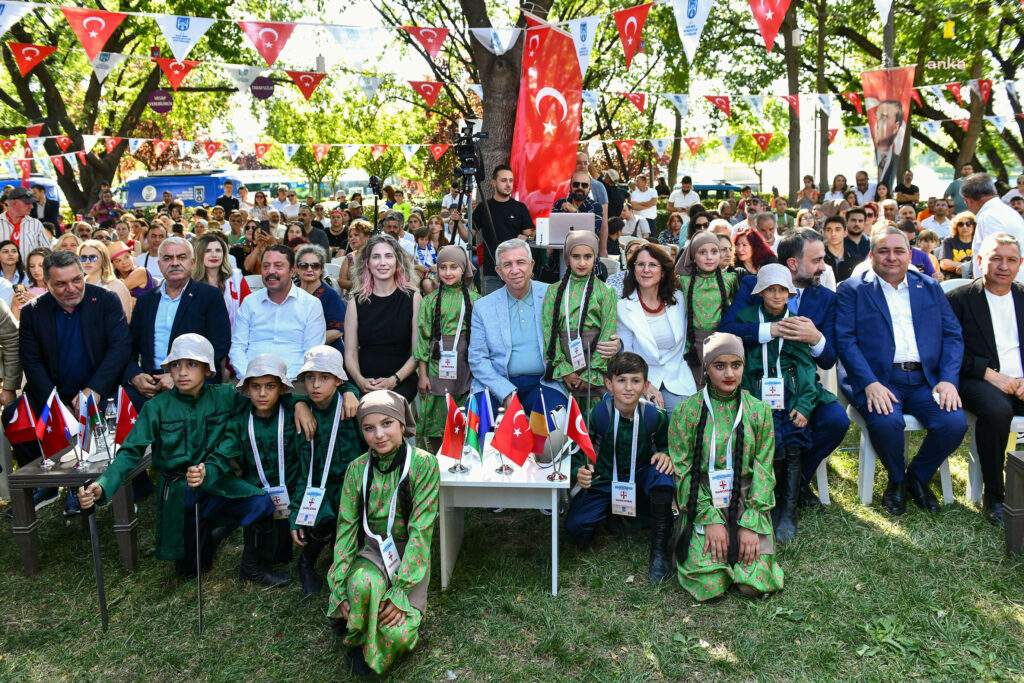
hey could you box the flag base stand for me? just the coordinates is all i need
[495,464,513,475]
[545,471,567,482]
[448,462,470,474]
[38,456,54,470]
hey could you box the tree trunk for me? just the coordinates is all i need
[668,109,682,189]
[782,6,801,204]
[815,0,828,194]
[957,3,990,170]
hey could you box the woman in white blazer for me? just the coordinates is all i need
[616,243,696,413]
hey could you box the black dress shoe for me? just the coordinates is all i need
[906,473,941,513]
[799,484,822,510]
[983,499,1005,527]
[882,480,906,516]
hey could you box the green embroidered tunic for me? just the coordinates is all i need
[677,270,739,351]
[540,273,617,388]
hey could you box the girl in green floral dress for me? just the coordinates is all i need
[541,231,617,409]
[415,246,480,453]
[668,332,784,600]
[327,390,440,676]
[676,231,739,389]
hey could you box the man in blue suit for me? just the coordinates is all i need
[123,236,231,408]
[720,228,850,506]
[836,225,966,515]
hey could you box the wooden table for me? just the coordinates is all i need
[437,445,570,596]
[9,452,151,576]
[1007,451,1024,556]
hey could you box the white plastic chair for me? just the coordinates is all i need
[940,278,970,294]
[324,263,341,281]
[842,396,955,505]
[811,366,841,506]
[964,413,1024,505]
[243,274,264,291]
[600,257,620,276]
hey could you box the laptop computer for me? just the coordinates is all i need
[536,212,597,247]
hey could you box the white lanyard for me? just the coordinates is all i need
[702,386,745,472]
[361,444,413,542]
[611,407,640,485]
[248,407,285,490]
[306,397,343,491]
[758,308,789,379]
[564,276,590,338]
[442,292,467,353]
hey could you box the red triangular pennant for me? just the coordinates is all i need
[153,58,198,91]
[947,82,963,106]
[52,155,64,174]
[752,132,773,152]
[104,137,121,154]
[254,142,272,160]
[621,92,646,114]
[237,21,296,67]
[17,158,31,174]
[781,94,800,116]
[954,118,969,132]
[284,70,325,101]
[203,141,221,159]
[828,128,839,144]
[152,139,170,157]
[429,144,449,161]
[56,135,72,152]
[409,80,442,107]
[0,139,16,154]
[370,144,387,161]
[843,92,863,115]
[705,95,731,118]
[402,26,450,61]
[978,78,992,104]
[614,139,636,159]
[748,0,793,53]
[76,150,87,166]
[613,3,653,69]
[312,143,331,163]
[61,7,127,62]
[8,43,57,77]
[684,136,704,156]
[909,88,922,107]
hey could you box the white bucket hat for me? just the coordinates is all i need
[237,354,294,393]
[160,333,215,369]
[751,263,797,295]
[297,345,348,381]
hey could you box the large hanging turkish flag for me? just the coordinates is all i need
[748,0,793,53]
[510,23,582,220]
[238,21,295,67]
[613,3,652,69]
[153,58,198,91]
[61,7,127,61]
[8,43,57,77]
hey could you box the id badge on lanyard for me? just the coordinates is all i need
[248,409,291,519]
[439,298,467,381]
[702,387,744,509]
[759,309,788,411]
[610,408,639,517]
[566,279,591,372]
[363,444,413,583]
[296,399,343,527]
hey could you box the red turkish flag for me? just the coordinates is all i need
[909,88,922,107]
[510,22,581,221]
[684,136,704,156]
[312,143,331,162]
[748,0,793,53]
[238,21,295,67]
[204,141,221,159]
[55,135,72,152]
[254,142,272,160]
[828,128,839,144]
[154,58,198,91]
[564,397,595,463]
[439,394,467,460]
[977,79,992,104]
[402,26,449,61]
[621,92,646,113]
[114,386,137,446]
[76,150,87,166]
[104,137,121,154]
[946,82,963,106]
[489,393,533,467]
[781,94,800,116]
[152,139,170,157]
[752,132,773,152]
[843,92,863,115]
[522,25,551,71]
[8,43,57,77]
[370,144,387,161]
[706,95,731,118]
[284,71,325,101]
[61,7,127,61]
[0,139,15,154]
[17,158,30,177]
[614,139,636,159]
[429,144,448,161]
[3,394,36,445]
[613,3,652,69]
[954,118,969,132]
[52,155,65,174]
[409,80,441,107]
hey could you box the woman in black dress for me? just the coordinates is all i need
[343,234,421,401]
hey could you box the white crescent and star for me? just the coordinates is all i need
[300,74,314,86]
[420,83,435,95]
[83,16,106,38]
[258,27,279,48]
[170,61,185,73]
[574,413,588,435]
[420,28,437,44]
[527,34,539,55]
[21,46,39,60]
[624,16,637,45]
[535,87,568,137]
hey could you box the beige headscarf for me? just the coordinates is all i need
[675,231,720,276]
[563,230,600,265]
[701,332,745,372]
[356,390,417,437]
[436,245,474,284]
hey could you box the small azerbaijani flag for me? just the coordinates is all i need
[464,391,494,461]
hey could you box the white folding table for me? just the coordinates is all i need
[437,446,570,596]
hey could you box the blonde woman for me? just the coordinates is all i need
[53,232,82,253]
[79,239,132,320]
[193,232,249,327]
[337,219,372,293]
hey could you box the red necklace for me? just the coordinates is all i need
[639,294,664,314]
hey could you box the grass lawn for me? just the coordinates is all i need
[1,429,1022,681]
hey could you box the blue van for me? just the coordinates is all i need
[119,170,243,209]
[0,175,60,202]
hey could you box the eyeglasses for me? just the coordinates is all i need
[961,220,976,226]
[634,261,662,270]
[297,262,322,271]
[571,182,590,189]
[694,221,709,229]
[80,254,99,263]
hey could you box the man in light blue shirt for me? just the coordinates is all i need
[153,282,185,367]
[230,244,326,381]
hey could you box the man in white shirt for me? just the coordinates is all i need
[135,223,167,281]
[756,212,779,254]
[629,174,658,221]
[666,175,701,213]
[0,187,49,261]
[920,198,952,239]
[270,185,290,213]
[441,183,462,210]
[230,244,326,381]
[947,233,1024,526]
[381,211,415,255]
[964,173,1024,282]
[853,170,877,206]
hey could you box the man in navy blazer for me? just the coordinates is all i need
[720,228,849,504]
[123,236,230,407]
[836,225,966,515]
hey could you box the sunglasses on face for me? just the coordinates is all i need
[694,221,709,229]
[572,182,590,189]
[80,254,99,263]
[961,220,976,226]
[297,262,321,271]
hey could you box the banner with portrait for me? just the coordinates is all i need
[861,66,916,189]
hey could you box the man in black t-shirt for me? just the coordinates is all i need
[473,164,535,295]
[215,179,240,215]
[894,169,920,209]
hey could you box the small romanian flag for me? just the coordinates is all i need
[529,394,555,454]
